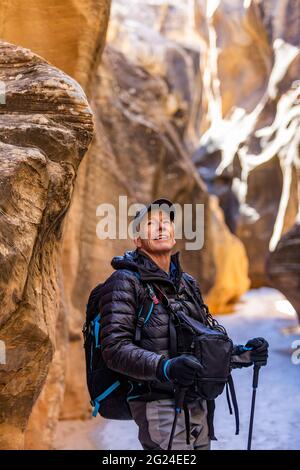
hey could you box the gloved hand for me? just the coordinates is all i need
[156,354,203,387]
[231,337,269,369]
[245,337,269,367]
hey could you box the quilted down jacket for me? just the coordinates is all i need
[99,248,210,388]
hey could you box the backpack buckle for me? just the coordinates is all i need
[146,283,159,304]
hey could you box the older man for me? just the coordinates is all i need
[99,198,268,450]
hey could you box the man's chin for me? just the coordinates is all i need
[151,240,174,252]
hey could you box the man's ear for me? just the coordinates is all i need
[171,221,176,248]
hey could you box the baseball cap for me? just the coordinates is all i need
[132,198,175,235]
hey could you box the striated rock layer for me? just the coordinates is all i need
[0,41,94,449]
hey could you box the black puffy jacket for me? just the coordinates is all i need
[99,248,210,390]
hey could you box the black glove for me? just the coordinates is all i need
[245,337,269,367]
[156,354,203,387]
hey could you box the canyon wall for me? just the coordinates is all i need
[1,0,299,450]
[0,41,94,449]
[0,1,110,449]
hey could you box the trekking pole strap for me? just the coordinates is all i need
[228,374,240,435]
[207,399,217,440]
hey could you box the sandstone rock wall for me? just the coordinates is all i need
[0,42,94,449]
[0,0,111,93]
[192,0,300,292]
[0,1,111,446]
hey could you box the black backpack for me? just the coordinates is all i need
[82,271,157,420]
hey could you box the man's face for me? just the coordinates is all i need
[134,209,176,254]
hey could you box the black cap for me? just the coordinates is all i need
[133,198,175,234]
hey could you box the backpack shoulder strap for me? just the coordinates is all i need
[134,295,154,344]
[182,273,228,335]
[132,271,159,345]
[85,282,104,324]
[207,399,217,440]
[181,273,204,306]
[181,273,209,325]
[227,374,240,435]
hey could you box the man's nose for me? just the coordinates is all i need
[158,221,165,231]
[159,224,169,235]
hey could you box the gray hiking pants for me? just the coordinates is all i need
[128,398,211,450]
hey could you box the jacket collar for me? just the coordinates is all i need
[111,247,183,291]
[136,248,182,284]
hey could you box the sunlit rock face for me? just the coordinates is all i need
[107,0,206,149]
[0,42,94,449]
[205,196,250,313]
[0,0,111,93]
[192,0,300,289]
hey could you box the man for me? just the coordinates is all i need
[99,198,268,450]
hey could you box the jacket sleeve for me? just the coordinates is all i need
[99,270,165,381]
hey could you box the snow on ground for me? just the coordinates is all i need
[54,288,300,450]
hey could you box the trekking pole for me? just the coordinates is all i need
[247,364,261,450]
